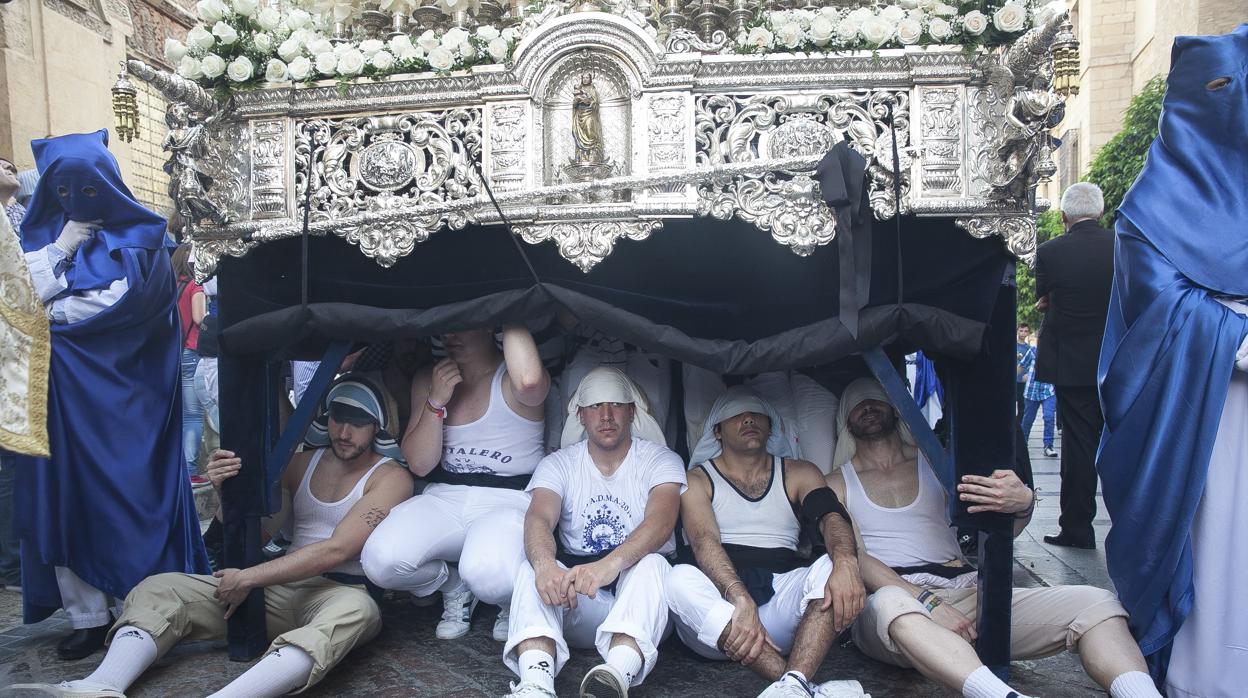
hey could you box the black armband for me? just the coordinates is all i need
[801,487,852,527]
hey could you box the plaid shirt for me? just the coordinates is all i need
[1024,363,1055,401]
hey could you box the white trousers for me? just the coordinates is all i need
[665,556,833,658]
[55,566,117,629]
[360,484,529,605]
[503,553,673,687]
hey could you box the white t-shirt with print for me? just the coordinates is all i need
[527,437,688,557]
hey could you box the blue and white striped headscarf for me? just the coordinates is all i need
[305,374,405,464]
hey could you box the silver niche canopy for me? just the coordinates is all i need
[132,8,1072,278]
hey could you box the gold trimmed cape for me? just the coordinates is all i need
[0,213,50,457]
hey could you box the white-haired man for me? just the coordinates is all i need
[1034,182,1115,549]
[667,387,867,698]
[502,367,684,698]
[827,377,1161,698]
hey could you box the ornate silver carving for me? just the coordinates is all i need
[191,237,260,281]
[251,120,287,219]
[127,59,219,115]
[293,109,483,265]
[664,28,728,54]
[956,215,1037,266]
[517,219,663,271]
[487,103,528,189]
[919,87,962,196]
[647,94,687,175]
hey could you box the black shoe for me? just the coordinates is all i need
[56,622,110,660]
[1043,532,1096,549]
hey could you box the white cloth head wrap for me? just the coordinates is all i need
[830,377,916,471]
[687,386,797,468]
[560,366,667,448]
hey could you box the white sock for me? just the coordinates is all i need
[779,670,811,689]
[962,666,1031,698]
[518,649,556,691]
[605,644,644,686]
[67,625,157,693]
[1109,671,1162,698]
[207,645,315,698]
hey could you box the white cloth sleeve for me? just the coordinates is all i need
[23,244,130,324]
[525,451,567,497]
[1215,298,1248,373]
[647,447,688,495]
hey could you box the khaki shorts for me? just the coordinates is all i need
[850,584,1127,666]
[110,573,381,692]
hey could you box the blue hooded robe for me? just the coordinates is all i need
[14,130,209,623]
[1096,25,1248,677]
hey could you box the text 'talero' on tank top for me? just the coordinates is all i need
[440,362,545,478]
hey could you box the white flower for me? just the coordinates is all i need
[288,55,312,80]
[501,26,520,42]
[818,6,839,19]
[195,0,227,24]
[370,49,395,70]
[744,26,774,49]
[212,21,238,45]
[927,17,952,41]
[164,38,188,63]
[899,0,918,7]
[336,47,365,75]
[775,22,804,49]
[417,30,440,52]
[315,51,338,75]
[835,18,859,41]
[436,0,480,15]
[896,17,923,44]
[880,5,907,23]
[186,25,215,51]
[388,34,414,54]
[358,39,385,56]
[1036,0,1068,25]
[286,8,311,30]
[907,8,924,21]
[808,15,834,46]
[399,46,424,62]
[859,16,894,45]
[441,27,470,51]
[993,2,1027,32]
[918,0,937,8]
[232,0,258,16]
[278,37,302,62]
[847,7,873,23]
[962,10,988,35]
[264,58,287,82]
[427,46,455,71]
[256,7,281,30]
[226,55,253,82]
[933,3,957,17]
[253,32,273,53]
[177,55,203,80]
[200,53,227,78]
[306,38,333,56]
[460,41,477,60]
[475,25,500,41]
[486,36,509,62]
[379,0,414,11]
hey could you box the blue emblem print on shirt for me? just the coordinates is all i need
[582,503,626,554]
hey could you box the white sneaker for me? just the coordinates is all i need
[6,682,127,697]
[493,606,510,642]
[503,681,558,698]
[757,679,813,697]
[435,584,477,639]
[578,663,628,698]
[814,679,868,698]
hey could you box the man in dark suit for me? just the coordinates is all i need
[1034,183,1115,549]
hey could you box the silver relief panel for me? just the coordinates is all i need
[251,119,288,219]
[292,109,483,267]
[487,102,529,191]
[917,86,964,198]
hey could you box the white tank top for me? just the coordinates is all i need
[440,363,545,477]
[289,449,391,576]
[698,456,800,551]
[840,454,963,569]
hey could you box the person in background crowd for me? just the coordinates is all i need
[172,244,208,485]
[1034,183,1115,550]
[15,164,39,207]
[12,131,209,661]
[1,157,27,233]
[1014,322,1034,419]
[1020,329,1058,458]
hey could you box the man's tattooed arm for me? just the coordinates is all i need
[361,507,387,529]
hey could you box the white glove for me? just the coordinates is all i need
[54,219,101,256]
[1236,333,1248,374]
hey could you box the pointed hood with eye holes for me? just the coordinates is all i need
[20,130,168,292]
